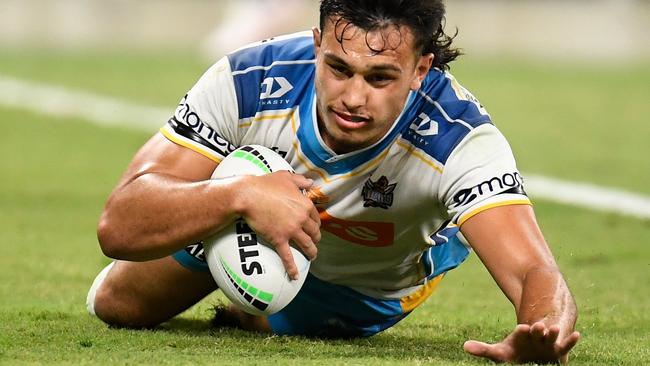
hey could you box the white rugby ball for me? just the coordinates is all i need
[204,145,310,315]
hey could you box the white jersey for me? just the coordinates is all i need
[161,32,530,299]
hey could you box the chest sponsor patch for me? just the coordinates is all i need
[319,210,395,247]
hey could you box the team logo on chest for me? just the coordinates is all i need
[361,176,397,209]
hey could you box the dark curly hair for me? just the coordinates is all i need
[319,0,461,70]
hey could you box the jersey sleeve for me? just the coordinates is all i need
[439,124,531,226]
[160,56,240,162]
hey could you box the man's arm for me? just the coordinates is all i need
[459,204,580,364]
[97,133,320,278]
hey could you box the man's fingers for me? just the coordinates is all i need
[529,322,548,343]
[510,323,533,344]
[274,242,299,280]
[463,340,491,357]
[309,206,322,227]
[557,331,581,355]
[466,324,579,365]
[291,232,317,260]
[545,324,561,346]
[289,172,314,190]
[303,214,321,245]
[512,323,530,339]
[463,341,507,362]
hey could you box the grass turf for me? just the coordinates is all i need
[0,49,648,364]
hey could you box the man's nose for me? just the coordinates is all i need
[341,76,367,110]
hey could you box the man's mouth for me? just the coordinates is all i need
[332,110,369,130]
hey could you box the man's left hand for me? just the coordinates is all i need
[464,321,580,364]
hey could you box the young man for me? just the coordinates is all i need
[88,0,580,363]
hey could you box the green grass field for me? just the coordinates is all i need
[0,48,648,365]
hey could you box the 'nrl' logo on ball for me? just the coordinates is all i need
[362,176,397,209]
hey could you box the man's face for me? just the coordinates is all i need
[313,18,433,154]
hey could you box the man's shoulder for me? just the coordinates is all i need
[225,31,316,120]
[399,69,494,165]
[418,69,491,128]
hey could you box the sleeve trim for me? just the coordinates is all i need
[160,126,223,164]
[457,199,532,227]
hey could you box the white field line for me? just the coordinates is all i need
[0,74,168,132]
[524,174,650,219]
[1,74,649,219]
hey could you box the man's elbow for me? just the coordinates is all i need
[97,213,168,261]
[97,214,131,259]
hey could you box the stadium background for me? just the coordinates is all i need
[2,0,649,61]
[1,0,648,364]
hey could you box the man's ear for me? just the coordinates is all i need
[410,53,434,91]
[312,27,322,54]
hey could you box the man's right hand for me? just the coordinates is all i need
[233,171,321,280]
[98,133,321,267]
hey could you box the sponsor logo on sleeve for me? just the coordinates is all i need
[452,172,525,208]
[410,113,439,137]
[259,77,293,106]
[260,77,293,99]
[169,94,237,157]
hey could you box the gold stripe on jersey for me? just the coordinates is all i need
[457,198,532,227]
[395,138,444,174]
[159,126,223,164]
[238,110,294,128]
[400,273,445,312]
[447,75,467,101]
[287,108,331,180]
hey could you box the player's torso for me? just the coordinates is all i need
[227,33,479,297]
[239,115,450,296]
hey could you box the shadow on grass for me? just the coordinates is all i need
[159,317,215,333]
[98,315,633,365]
[156,317,473,363]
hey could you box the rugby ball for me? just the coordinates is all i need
[204,145,310,315]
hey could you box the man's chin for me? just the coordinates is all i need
[326,134,372,154]
[319,120,374,154]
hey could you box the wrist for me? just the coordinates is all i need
[218,175,251,219]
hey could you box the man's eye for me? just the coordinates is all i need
[330,64,349,76]
[367,75,393,85]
